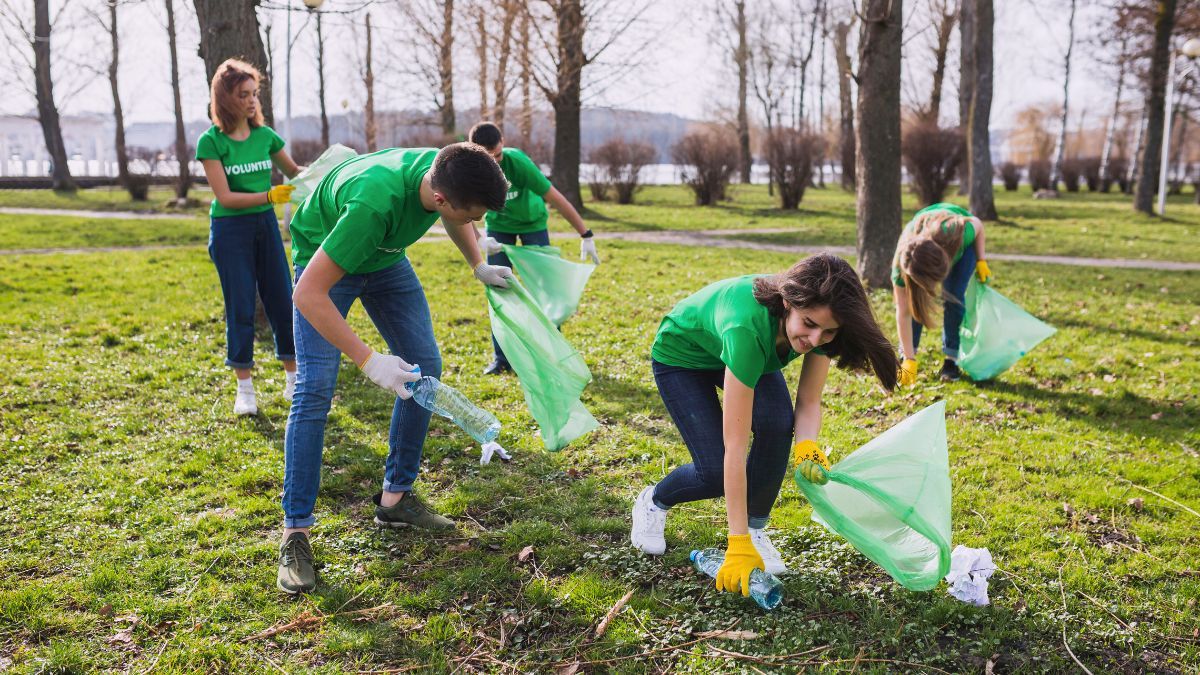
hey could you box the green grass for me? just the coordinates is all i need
[0,223,1197,671]
[0,213,208,250]
[0,186,213,215]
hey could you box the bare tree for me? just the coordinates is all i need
[734,1,752,182]
[1099,33,1130,190]
[97,0,138,198]
[165,0,190,200]
[855,0,903,289]
[193,0,273,126]
[923,0,956,124]
[834,17,855,190]
[1135,0,1178,214]
[956,0,973,194]
[315,9,329,147]
[966,0,996,219]
[364,12,376,151]
[475,2,489,119]
[491,0,518,127]
[398,0,456,136]
[791,0,826,129]
[518,7,533,139]
[1050,0,1078,189]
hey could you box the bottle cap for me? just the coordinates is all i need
[689,550,700,562]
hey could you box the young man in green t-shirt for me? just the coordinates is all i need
[277,143,512,595]
[467,122,601,375]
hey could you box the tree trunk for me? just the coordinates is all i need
[1127,106,1146,193]
[1135,0,1177,214]
[316,11,329,147]
[854,0,902,289]
[968,0,997,220]
[834,20,855,191]
[1099,44,1127,190]
[927,5,955,124]
[34,0,75,192]
[476,4,489,119]
[1050,0,1076,188]
[492,0,517,128]
[551,0,585,209]
[193,0,273,127]
[519,8,532,139]
[106,0,132,195]
[364,12,377,151]
[166,0,191,199]
[736,0,752,183]
[796,0,824,130]
[957,0,974,194]
[817,7,828,187]
[439,0,456,135]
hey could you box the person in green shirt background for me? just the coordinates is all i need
[197,58,301,417]
[276,143,513,595]
[630,254,898,598]
[466,122,601,375]
[892,202,991,384]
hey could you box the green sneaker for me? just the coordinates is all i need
[277,531,316,595]
[373,491,455,531]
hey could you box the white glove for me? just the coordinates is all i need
[478,233,504,256]
[473,262,514,288]
[580,237,600,265]
[359,351,420,399]
[480,441,512,465]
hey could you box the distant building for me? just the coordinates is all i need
[0,113,112,177]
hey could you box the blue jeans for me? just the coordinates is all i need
[485,228,551,363]
[207,210,295,368]
[282,258,442,528]
[912,246,977,359]
[649,360,793,529]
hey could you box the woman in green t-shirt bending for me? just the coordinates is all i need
[197,58,301,417]
[631,254,898,598]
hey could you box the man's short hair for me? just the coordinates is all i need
[467,122,503,149]
[430,142,508,211]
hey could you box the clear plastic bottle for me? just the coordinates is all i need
[690,548,784,610]
[405,371,501,444]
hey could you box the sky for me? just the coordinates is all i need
[0,0,1123,134]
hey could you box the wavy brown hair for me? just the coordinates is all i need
[209,59,264,133]
[753,253,899,391]
[896,209,968,325]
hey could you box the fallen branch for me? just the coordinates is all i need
[241,603,394,643]
[594,589,634,639]
[1115,478,1200,519]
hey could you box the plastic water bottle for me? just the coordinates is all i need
[690,549,784,610]
[405,370,500,444]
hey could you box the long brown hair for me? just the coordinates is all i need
[897,209,968,326]
[209,59,264,133]
[753,253,899,392]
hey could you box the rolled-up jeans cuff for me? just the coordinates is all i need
[943,347,959,359]
[748,515,770,530]
[382,479,412,494]
[284,514,316,529]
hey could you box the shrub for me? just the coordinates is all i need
[1101,157,1128,193]
[672,127,738,206]
[1061,158,1082,192]
[901,123,964,207]
[1078,156,1102,191]
[764,128,825,209]
[289,139,326,165]
[588,138,657,204]
[1028,159,1052,191]
[997,162,1021,191]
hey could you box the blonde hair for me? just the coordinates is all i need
[897,210,968,326]
[209,59,264,133]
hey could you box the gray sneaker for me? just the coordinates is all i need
[373,492,455,530]
[277,531,316,595]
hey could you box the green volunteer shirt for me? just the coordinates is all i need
[651,275,826,389]
[891,202,977,287]
[195,125,284,218]
[289,148,440,274]
[484,148,552,234]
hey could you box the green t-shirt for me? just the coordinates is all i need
[484,148,552,234]
[195,125,284,218]
[289,148,440,274]
[891,202,977,287]
[651,275,825,389]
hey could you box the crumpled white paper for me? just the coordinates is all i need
[945,545,996,606]
[480,441,512,465]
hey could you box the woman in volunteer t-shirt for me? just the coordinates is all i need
[197,58,301,416]
[630,253,898,599]
[891,202,990,385]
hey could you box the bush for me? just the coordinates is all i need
[1028,159,1052,191]
[1078,157,1101,191]
[124,174,150,201]
[764,128,825,209]
[507,134,553,167]
[1061,158,1082,192]
[588,138,657,204]
[289,139,326,165]
[1101,157,1128,193]
[901,123,964,207]
[673,127,738,206]
[997,162,1021,191]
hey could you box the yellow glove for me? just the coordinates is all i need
[792,439,830,470]
[267,184,295,205]
[975,259,992,284]
[715,534,764,597]
[899,358,919,386]
[797,460,830,485]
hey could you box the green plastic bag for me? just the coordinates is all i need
[487,278,599,451]
[286,143,357,204]
[794,401,952,591]
[501,244,595,326]
[958,278,1056,381]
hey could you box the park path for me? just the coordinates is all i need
[1,214,1197,271]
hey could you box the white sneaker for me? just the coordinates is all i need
[283,378,295,402]
[630,485,668,555]
[234,389,258,416]
[750,527,788,576]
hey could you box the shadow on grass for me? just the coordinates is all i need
[1051,316,1200,348]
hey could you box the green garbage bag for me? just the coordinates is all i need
[286,143,357,204]
[958,278,1056,381]
[487,278,599,451]
[501,244,595,326]
[794,401,952,591]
